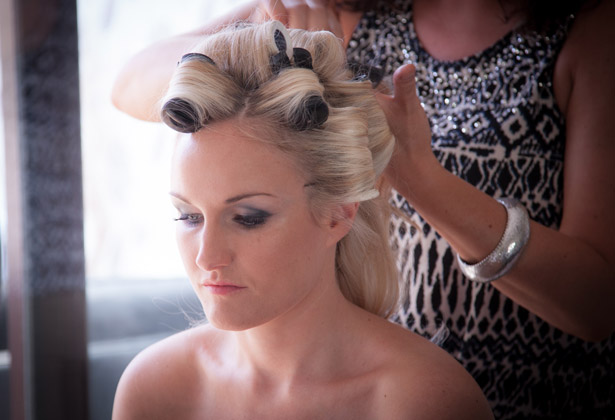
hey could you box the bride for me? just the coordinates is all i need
[112,21,492,420]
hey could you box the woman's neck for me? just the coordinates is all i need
[412,0,527,61]
[229,279,366,388]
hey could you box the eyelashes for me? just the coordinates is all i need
[232,211,270,228]
[174,210,271,229]
[174,213,203,226]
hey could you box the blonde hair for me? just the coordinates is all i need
[161,21,398,318]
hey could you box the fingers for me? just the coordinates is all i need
[259,0,343,38]
[288,6,308,30]
[260,0,290,25]
[374,64,413,116]
[392,63,418,106]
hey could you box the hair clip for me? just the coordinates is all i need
[178,53,216,67]
[273,28,287,53]
[270,51,291,74]
[270,29,292,74]
[347,62,385,88]
[290,95,329,131]
[292,48,313,69]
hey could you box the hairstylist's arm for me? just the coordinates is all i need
[112,1,263,120]
[112,0,353,121]
[378,1,615,342]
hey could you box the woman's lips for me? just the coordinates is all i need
[202,284,246,295]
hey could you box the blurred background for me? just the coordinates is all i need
[1,0,249,418]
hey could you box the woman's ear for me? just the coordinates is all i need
[325,202,359,247]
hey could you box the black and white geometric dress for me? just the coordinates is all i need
[346,1,615,418]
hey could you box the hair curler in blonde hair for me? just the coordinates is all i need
[161,21,399,318]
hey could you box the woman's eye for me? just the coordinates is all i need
[233,212,270,228]
[174,213,203,226]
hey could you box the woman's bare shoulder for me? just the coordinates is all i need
[555,0,615,113]
[111,324,217,419]
[366,320,494,420]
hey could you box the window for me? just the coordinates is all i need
[1,1,249,418]
[80,2,251,418]
[80,1,250,419]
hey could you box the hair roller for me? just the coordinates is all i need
[161,98,202,133]
[289,95,329,131]
[347,62,385,88]
[161,51,242,133]
[292,48,313,69]
[179,52,216,66]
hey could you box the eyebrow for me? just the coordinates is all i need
[225,192,275,203]
[168,192,275,204]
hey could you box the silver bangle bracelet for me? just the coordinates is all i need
[456,198,530,283]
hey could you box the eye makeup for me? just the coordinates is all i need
[170,192,277,230]
[233,207,272,229]
[174,213,203,226]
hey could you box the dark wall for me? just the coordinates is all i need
[10,0,88,418]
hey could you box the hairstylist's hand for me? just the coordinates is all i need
[259,0,343,37]
[376,64,438,188]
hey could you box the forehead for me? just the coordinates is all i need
[171,119,305,197]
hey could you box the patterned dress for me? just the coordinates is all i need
[346,1,615,418]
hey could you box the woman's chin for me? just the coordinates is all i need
[203,309,268,332]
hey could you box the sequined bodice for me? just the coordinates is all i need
[346,1,614,418]
[348,1,568,228]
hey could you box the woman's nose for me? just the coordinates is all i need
[195,225,232,271]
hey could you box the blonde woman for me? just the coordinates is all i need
[111,21,492,419]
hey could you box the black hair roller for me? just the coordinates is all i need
[178,52,216,67]
[347,62,385,88]
[161,98,203,133]
[292,48,313,70]
[290,95,329,131]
